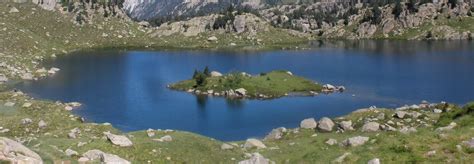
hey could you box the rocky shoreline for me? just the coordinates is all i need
[1,88,473,163]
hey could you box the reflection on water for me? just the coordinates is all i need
[15,40,474,141]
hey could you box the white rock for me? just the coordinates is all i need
[221,143,234,150]
[0,137,42,163]
[318,117,335,132]
[22,103,32,108]
[342,136,370,147]
[210,71,223,77]
[105,132,133,147]
[65,149,78,157]
[325,138,338,145]
[4,102,15,107]
[244,138,266,149]
[38,120,47,129]
[238,153,272,164]
[361,122,380,132]
[339,120,354,131]
[368,158,381,164]
[300,118,317,129]
[207,36,218,41]
[82,149,130,164]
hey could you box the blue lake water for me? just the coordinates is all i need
[16,40,474,141]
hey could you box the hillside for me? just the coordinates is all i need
[0,1,309,81]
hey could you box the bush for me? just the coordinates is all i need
[223,73,244,89]
[393,1,403,18]
[436,103,474,127]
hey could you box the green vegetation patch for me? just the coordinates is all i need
[169,68,322,99]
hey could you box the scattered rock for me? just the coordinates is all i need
[9,7,20,13]
[207,36,218,41]
[210,71,223,77]
[361,122,380,132]
[264,127,286,140]
[433,108,443,114]
[399,127,417,134]
[160,135,173,142]
[82,149,130,164]
[221,143,234,150]
[38,120,47,129]
[394,111,407,119]
[238,153,273,164]
[342,136,369,147]
[65,149,78,157]
[333,152,351,163]
[300,118,317,129]
[244,138,266,149]
[339,120,354,131]
[4,102,15,107]
[21,118,33,125]
[146,129,155,137]
[235,88,247,97]
[0,75,8,83]
[368,158,381,164]
[68,128,81,139]
[462,138,474,149]
[435,122,457,132]
[325,138,338,146]
[425,150,436,157]
[318,117,335,132]
[22,103,32,108]
[105,132,133,147]
[21,73,34,80]
[0,137,42,163]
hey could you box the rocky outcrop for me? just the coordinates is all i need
[0,137,42,163]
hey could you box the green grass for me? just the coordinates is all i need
[170,70,322,98]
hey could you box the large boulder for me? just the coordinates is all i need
[244,138,266,149]
[342,136,370,147]
[105,132,133,147]
[210,71,223,77]
[238,153,272,164]
[300,118,317,129]
[318,117,335,132]
[338,120,354,131]
[82,149,130,164]
[0,137,42,163]
[361,122,380,132]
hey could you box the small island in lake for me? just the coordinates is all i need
[169,67,345,99]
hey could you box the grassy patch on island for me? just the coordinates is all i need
[169,69,322,99]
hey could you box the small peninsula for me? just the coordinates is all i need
[169,68,345,99]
